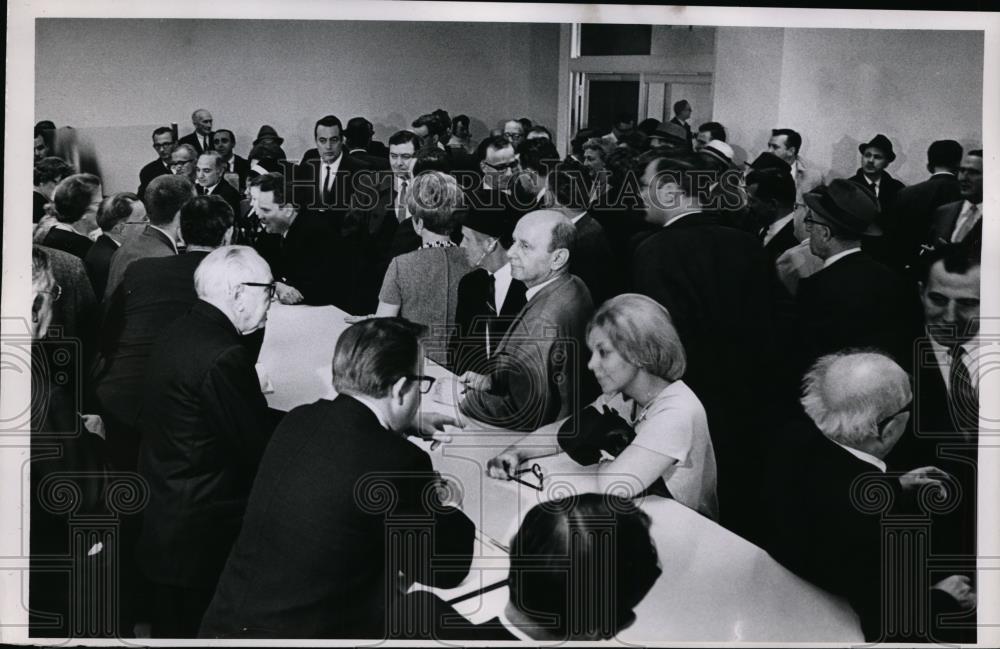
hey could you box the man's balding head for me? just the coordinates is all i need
[507,210,576,288]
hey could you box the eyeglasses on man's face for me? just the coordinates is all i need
[241,281,277,301]
[877,400,912,430]
[405,375,436,394]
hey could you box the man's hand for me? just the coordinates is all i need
[413,411,464,450]
[81,414,105,440]
[900,466,950,496]
[932,575,976,610]
[275,281,304,305]
[458,371,491,393]
[487,447,524,480]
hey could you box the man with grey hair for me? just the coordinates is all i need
[135,245,278,637]
[178,108,214,155]
[460,210,597,430]
[765,351,975,642]
[196,150,241,216]
[170,143,199,183]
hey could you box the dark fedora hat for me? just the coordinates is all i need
[858,134,896,162]
[464,199,514,241]
[651,122,689,146]
[803,179,882,237]
[748,151,791,174]
[252,124,284,147]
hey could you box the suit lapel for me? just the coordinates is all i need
[493,275,567,355]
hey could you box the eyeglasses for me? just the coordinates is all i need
[241,281,277,301]
[483,159,519,172]
[406,375,436,394]
[503,132,523,140]
[803,216,829,231]
[507,463,544,491]
[38,284,62,302]
[170,160,193,168]
[877,401,912,430]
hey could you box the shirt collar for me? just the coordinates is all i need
[321,154,343,173]
[148,224,179,253]
[420,240,457,249]
[571,211,588,225]
[525,275,561,302]
[931,170,956,177]
[492,262,512,282]
[834,441,887,472]
[763,212,795,245]
[963,199,982,211]
[823,246,861,268]
[51,222,81,235]
[664,209,702,228]
[349,393,391,430]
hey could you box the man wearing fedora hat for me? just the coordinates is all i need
[251,124,285,151]
[450,202,527,374]
[796,179,921,372]
[850,134,906,213]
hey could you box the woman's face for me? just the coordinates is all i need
[586,326,640,396]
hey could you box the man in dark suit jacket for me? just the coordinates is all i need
[34,155,74,223]
[104,174,192,301]
[797,180,922,373]
[669,99,694,149]
[292,114,363,215]
[252,172,346,308]
[451,204,527,374]
[211,128,252,192]
[200,318,475,639]
[196,151,242,217]
[850,134,906,267]
[94,196,233,470]
[84,192,145,299]
[41,173,102,260]
[177,108,214,156]
[344,116,391,171]
[890,140,963,269]
[764,351,976,643]
[460,211,596,431]
[135,246,277,638]
[927,150,983,249]
[632,154,773,539]
[138,126,177,198]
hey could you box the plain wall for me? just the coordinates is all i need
[713,27,983,182]
[35,19,561,194]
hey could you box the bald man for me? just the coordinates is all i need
[178,108,214,156]
[459,210,597,430]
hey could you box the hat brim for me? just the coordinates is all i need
[858,143,896,163]
[253,136,285,146]
[803,192,883,237]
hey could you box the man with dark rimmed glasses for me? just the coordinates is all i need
[479,134,521,193]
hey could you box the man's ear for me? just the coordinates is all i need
[390,375,411,404]
[551,248,570,271]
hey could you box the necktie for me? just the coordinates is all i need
[949,345,978,439]
[868,181,879,198]
[485,273,497,358]
[396,181,408,223]
[198,185,207,196]
[952,204,979,242]
[322,165,332,204]
[203,135,209,152]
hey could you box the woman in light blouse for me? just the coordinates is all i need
[487,293,719,519]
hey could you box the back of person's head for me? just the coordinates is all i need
[97,192,140,231]
[800,351,911,449]
[412,147,452,175]
[698,121,727,142]
[193,245,270,302]
[508,494,662,640]
[771,128,802,154]
[145,174,194,225]
[389,129,424,151]
[332,318,427,397]
[547,163,592,210]
[34,156,75,187]
[636,118,661,136]
[606,147,640,190]
[526,125,553,141]
[646,153,711,200]
[52,173,101,224]
[918,239,981,283]
[407,170,464,235]
[344,116,374,149]
[746,166,796,209]
[433,109,452,131]
[452,114,470,131]
[926,140,963,171]
[517,117,533,132]
[248,141,287,172]
[587,293,686,381]
[181,195,234,247]
[412,113,445,139]
[518,138,560,176]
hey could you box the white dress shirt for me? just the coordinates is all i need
[929,336,980,392]
[834,441,887,472]
[823,246,861,269]
[525,275,560,302]
[320,154,344,200]
[490,262,514,312]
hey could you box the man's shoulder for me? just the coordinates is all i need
[932,199,964,218]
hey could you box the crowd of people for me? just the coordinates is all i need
[28,100,982,641]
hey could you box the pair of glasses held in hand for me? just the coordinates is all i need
[507,463,544,491]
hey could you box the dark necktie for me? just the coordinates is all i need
[198,185,207,196]
[322,165,332,204]
[949,345,978,438]
[485,272,497,358]
[396,181,408,222]
[203,135,209,152]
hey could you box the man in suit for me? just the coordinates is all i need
[764,351,976,643]
[928,150,983,248]
[512,137,559,212]
[601,112,635,147]
[766,128,825,210]
[253,172,344,307]
[633,153,774,539]
[746,156,799,266]
[177,108,214,156]
[84,192,146,299]
[104,174,192,300]
[196,151,242,217]
[344,116,390,170]
[850,134,907,266]
[33,156,74,222]
[694,121,727,152]
[200,318,475,639]
[451,202,527,374]
[479,134,521,193]
[41,173,102,259]
[797,179,922,373]
[169,143,198,184]
[138,126,176,198]
[891,140,963,269]
[292,114,364,214]
[94,195,233,470]
[460,210,596,431]
[669,99,694,149]
[136,245,277,638]
[212,128,252,192]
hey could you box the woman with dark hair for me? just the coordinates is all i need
[395,493,662,641]
[488,294,719,519]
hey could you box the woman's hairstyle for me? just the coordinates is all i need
[587,293,687,381]
[507,493,662,640]
[406,170,465,235]
[96,192,140,231]
[332,318,428,398]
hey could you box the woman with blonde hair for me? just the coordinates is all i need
[488,293,718,519]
